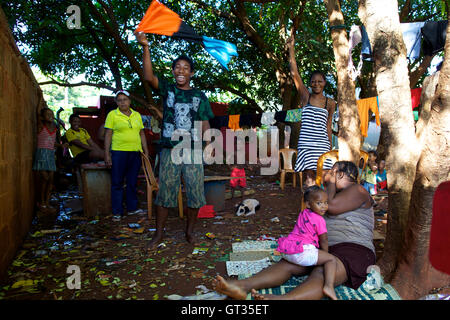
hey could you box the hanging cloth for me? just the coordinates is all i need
[401,22,426,61]
[251,113,262,127]
[209,115,229,129]
[348,25,364,80]
[228,114,241,131]
[239,114,253,128]
[274,110,287,124]
[285,109,303,122]
[356,97,380,137]
[261,112,276,126]
[421,20,448,56]
[135,0,238,70]
[411,88,422,110]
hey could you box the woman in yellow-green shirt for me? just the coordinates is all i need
[104,90,149,221]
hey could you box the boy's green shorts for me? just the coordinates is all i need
[154,148,206,208]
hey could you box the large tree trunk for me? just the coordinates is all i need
[358,0,421,279]
[324,0,362,162]
[389,15,450,300]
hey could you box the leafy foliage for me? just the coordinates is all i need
[1,0,443,112]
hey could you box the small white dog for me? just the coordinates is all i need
[235,199,260,216]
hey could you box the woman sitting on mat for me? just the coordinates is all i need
[213,161,375,300]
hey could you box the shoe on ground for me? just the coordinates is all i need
[112,215,121,221]
[128,209,146,215]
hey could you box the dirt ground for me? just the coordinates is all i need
[0,164,387,300]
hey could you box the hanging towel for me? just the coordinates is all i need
[261,112,276,126]
[285,109,303,122]
[401,22,426,61]
[228,114,241,131]
[274,110,287,124]
[421,20,448,56]
[411,88,422,110]
[356,97,380,137]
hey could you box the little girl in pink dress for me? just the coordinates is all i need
[275,185,338,300]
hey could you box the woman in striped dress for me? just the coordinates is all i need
[290,58,336,188]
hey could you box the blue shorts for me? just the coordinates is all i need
[154,148,206,208]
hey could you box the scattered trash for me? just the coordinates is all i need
[167,292,227,300]
[206,233,216,240]
[133,227,145,234]
[105,259,128,266]
[192,247,209,255]
[40,229,62,235]
[34,250,48,256]
[270,217,280,223]
[128,223,141,229]
[11,279,39,289]
[241,220,249,224]
[110,234,131,241]
[157,243,166,249]
[257,235,276,241]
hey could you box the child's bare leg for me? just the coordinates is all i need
[39,171,49,208]
[214,259,307,299]
[317,250,338,300]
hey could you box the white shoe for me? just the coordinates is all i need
[128,208,145,215]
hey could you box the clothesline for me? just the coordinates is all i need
[141,87,422,137]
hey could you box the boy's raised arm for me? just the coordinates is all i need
[135,32,159,90]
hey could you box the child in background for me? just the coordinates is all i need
[33,107,67,212]
[376,160,387,193]
[358,157,365,180]
[361,150,378,195]
[274,186,338,300]
[361,163,377,195]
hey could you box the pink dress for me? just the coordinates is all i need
[277,208,327,254]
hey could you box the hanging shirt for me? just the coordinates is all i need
[421,20,448,56]
[401,22,426,61]
[228,114,241,131]
[356,97,380,137]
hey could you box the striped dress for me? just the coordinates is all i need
[295,98,332,172]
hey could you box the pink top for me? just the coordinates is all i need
[37,125,56,150]
[277,208,327,254]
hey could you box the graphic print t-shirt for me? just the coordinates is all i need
[156,76,214,148]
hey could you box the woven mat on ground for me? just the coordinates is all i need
[230,241,401,300]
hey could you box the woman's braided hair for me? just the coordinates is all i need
[334,161,358,183]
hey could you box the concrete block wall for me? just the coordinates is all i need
[0,8,47,280]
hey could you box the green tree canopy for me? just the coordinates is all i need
[2,0,445,115]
